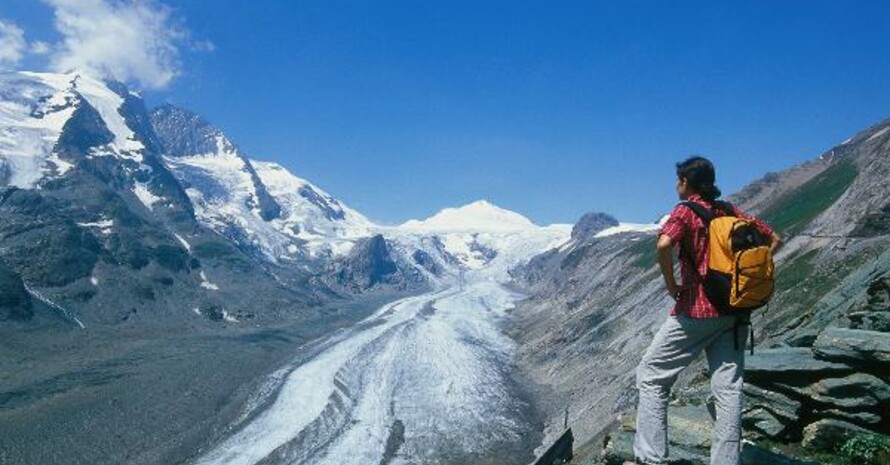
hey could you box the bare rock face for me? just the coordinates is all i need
[848,276,890,331]
[0,259,32,320]
[570,212,619,242]
[325,234,426,293]
[813,327,890,367]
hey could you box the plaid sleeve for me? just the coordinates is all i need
[730,204,775,238]
[659,204,688,244]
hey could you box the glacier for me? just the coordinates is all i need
[192,204,572,465]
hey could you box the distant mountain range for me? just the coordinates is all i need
[0,70,605,328]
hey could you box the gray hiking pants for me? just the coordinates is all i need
[633,315,746,465]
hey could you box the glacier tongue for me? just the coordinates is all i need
[193,202,572,465]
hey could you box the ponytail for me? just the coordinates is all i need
[676,156,721,201]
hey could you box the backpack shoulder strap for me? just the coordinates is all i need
[680,201,716,225]
[677,201,713,271]
[713,200,734,217]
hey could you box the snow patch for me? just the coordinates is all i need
[69,74,145,159]
[200,271,219,291]
[133,182,161,210]
[594,214,668,238]
[77,218,114,235]
[174,233,191,252]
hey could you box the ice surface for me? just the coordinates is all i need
[194,207,572,465]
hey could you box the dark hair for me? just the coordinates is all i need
[676,156,722,201]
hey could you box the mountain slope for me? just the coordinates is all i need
[509,118,890,458]
[149,105,373,266]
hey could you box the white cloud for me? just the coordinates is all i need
[0,19,27,69]
[30,41,52,55]
[43,0,186,89]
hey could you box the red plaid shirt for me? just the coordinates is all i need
[659,194,775,318]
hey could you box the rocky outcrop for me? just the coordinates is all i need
[571,212,619,242]
[588,408,818,465]
[740,275,890,453]
[325,235,426,292]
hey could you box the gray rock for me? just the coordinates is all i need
[668,406,713,450]
[801,419,870,452]
[743,407,788,438]
[811,373,890,408]
[600,427,819,465]
[813,327,890,367]
[743,384,802,422]
[571,212,619,242]
[745,347,852,383]
[822,409,882,426]
[866,276,890,312]
[848,311,890,332]
[600,428,708,465]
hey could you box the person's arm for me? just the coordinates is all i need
[657,234,681,300]
[769,231,783,254]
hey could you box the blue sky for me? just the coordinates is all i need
[2,1,890,225]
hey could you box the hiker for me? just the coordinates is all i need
[626,156,782,465]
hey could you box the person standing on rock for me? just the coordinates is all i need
[626,156,782,465]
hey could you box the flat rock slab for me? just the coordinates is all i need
[812,373,890,408]
[743,407,789,439]
[600,428,819,465]
[801,418,870,452]
[813,327,890,367]
[743,384,802,421]
[745,347,852,382]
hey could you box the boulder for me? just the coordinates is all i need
[811,373,890,409]
[745,347,852,383]
[813,327,890,367]
[801,419,870,452]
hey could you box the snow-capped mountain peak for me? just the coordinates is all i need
[398,199,538,232]
[0,70,150,189]
[149,104,373,263]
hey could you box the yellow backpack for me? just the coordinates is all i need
[680,201,775,312]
